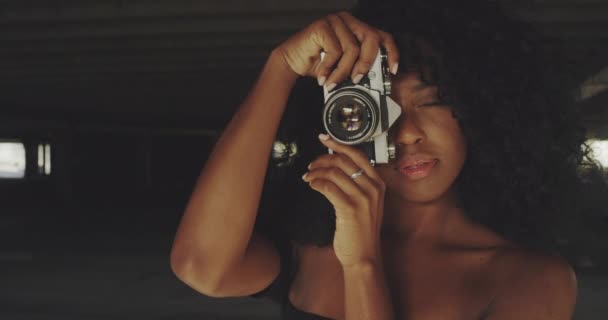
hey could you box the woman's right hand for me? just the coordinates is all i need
[274,12,400,90]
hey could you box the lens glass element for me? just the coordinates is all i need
[337,103,364,131]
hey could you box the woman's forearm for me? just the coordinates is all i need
[343,259,396,320]
[171,49,298,280]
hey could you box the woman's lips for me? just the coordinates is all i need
[397,159,438,180]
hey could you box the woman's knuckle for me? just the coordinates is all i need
[312,19,327,30]
[341,42,353,52]
[338,11,351,17]
[352,149,366,160]
[366,33,381,43]
[349,45,361,55]
[324,154,337,163]
[313,180,327,190]
[329,167,342,177]
[315,155,328,162]
[315,180,329,192]
[326,183,339,194]
[356,61,371,73]
[336,154,348,164]
[319,181,328,191]
[345,201,358,212]
[357,60,372,69]
[379,30,392,39]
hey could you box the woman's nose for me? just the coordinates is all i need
[391,113,426,146]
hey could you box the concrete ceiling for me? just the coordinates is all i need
[0,0,607,129]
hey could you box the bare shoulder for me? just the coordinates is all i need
[487,246,577,320]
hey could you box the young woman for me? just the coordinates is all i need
[170,1,594,319]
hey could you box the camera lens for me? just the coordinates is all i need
[337,102,363,131]
[323,89,377,144]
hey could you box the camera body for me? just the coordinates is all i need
[322,49,402,164]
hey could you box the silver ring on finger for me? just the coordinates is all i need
[350,169,365,180]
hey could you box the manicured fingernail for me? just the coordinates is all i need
[302,172,308,180]
[318,76,326,86]
[352,74,364,84]
[318,133,330,141]
[391,63,399,75]
[325,83,336,91]
[307,163,312,169]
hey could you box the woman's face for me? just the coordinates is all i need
[376,71,467,204]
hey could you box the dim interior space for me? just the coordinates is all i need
[0,0,607,319]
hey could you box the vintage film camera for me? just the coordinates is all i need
[322,49,402,165]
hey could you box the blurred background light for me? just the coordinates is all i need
[587,139,608,167]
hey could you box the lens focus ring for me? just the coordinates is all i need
[323,88,378,145]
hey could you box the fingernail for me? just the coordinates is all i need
[325,83,336,91]
[353,74,364,84]
[302,172,308,180]
[318,76,326,86]
[307,163,312,170]
[391,63,399,75]
[318,133,330,141]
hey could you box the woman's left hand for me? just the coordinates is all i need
[302,133,386,268]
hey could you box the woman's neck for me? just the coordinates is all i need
[381,189,464,244]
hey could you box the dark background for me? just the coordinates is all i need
[0,0,607,319]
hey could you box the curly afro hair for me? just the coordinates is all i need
[256,0,604,251]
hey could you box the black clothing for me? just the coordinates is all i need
[251,242,333,320]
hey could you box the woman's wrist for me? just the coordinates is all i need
[341,256,383,274]
[342,256,395,320]
[242,48,299,109]
[342,260,380,278]
[268,47,300,84]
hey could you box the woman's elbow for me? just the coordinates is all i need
[169,248,227,297]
